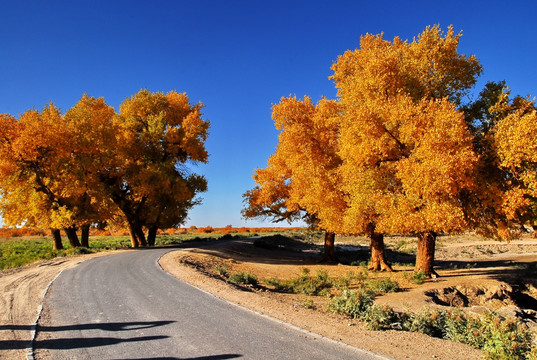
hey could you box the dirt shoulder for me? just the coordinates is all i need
[160,236,533,360]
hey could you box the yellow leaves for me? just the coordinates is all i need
[331,26,483,236]
[331,25,481,106]
[495,106,537,172]
[501,187,531,221]
[493,100,537,226]
[0,90,209,232]
[247,26,486,237]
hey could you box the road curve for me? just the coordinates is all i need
[35,247,386,360]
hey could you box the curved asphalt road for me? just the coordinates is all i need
[35,247,386,360]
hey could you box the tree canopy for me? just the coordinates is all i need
[0,90,209,248]
[243,25,516,275]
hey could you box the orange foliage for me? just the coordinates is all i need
[0,228,47,238]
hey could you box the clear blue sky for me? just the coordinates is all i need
[1,0,536,228]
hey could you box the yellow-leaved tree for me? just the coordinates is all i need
[494,94,537,229]
[101,90,209,247]
[0,105,85,248]
[331,25,482,275]
[243,97,345,261]
[0,90,209,249]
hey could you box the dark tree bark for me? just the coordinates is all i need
[64,227,81,248]
[51,228,64,250]
[126,217,147,248]
[147,226,158,247]
[108,190,147,248]
[416,231,438,276]
[324,231,336,260]
[80,224,90,248]
[318,231,336,262]
[365,223,392,272]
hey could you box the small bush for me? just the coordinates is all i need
[332,271,357,289]
[301,298,316,309]
[266,268,334,296]
[404,270,427,284]
[367,277,400,294]
[479,314,533,360]
[404,308,447,338]
[214,265,228,277]
[363,304,404,331]
[327,289,375,319]
[228,272,258,286]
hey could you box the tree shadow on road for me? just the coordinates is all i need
[0,320,175,332]
[0,320,175,351]
[120,356,243,360]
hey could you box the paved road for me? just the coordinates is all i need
[35,247,386,359]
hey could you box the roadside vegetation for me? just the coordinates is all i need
[328,289,537,360]
[0,227,301,270]
[200,232,537,360]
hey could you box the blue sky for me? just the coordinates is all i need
[1,0,536,228]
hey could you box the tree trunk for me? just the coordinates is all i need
[80,224,90,248]
[415,231,437,277]
[51,228,63,250]
[147,226,158,247]
[365,223,392,272]
[369,232,393,272]
[108,191,147,248]
[64,227,81,248]
[324,231,336,261]
[126,218,147,248]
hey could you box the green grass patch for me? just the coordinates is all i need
[404,270,428,284]
[0,233,236,270]
[264,268,399,297]
[228,272,258,286]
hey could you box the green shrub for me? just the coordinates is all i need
[404,270,427,284]
[363,304,404,331]
[403,309,535,360]
[267,267,334,296]
[327,289,374,319]
[265,277,284,290]
[301,298,316,309]
[228,272,258,286]
[332,271,358,289]
[479,314,533,360]
[367,277,400,294]
[214,265,228,277]
[404,308,447,338]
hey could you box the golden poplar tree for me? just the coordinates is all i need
[103,90,209,247]
[0,90,209,249]
[494,94,537,229]
[331,25,482,275]
[0,105,83,248]
[243,97,344,261]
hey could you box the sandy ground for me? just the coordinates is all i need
[2,235,536,360]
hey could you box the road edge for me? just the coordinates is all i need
[156,251,392,360]
[26,268,65,360]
